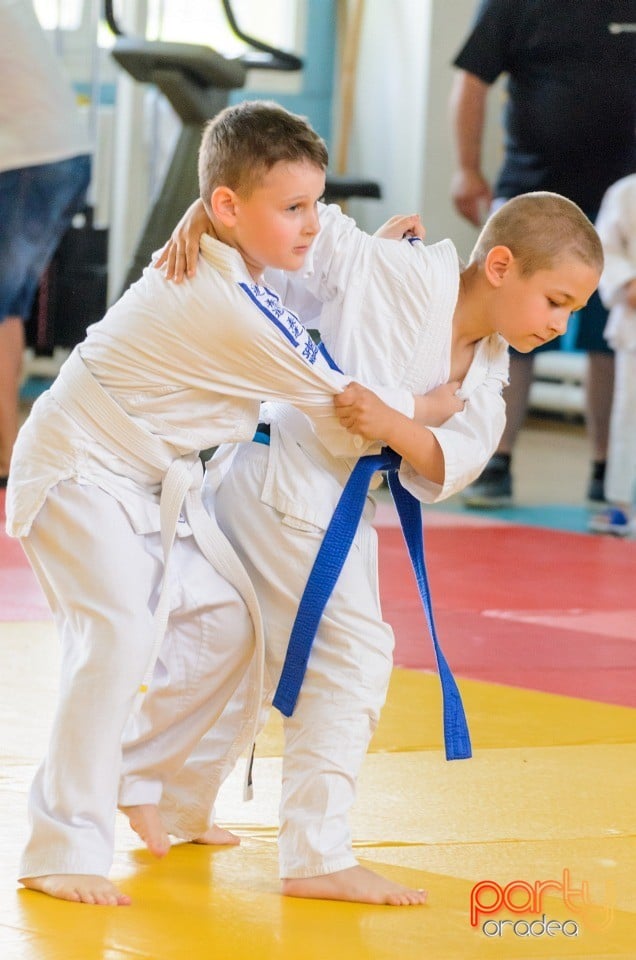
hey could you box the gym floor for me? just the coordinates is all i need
[1,414,634,959]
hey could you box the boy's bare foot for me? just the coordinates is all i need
[120,803,171,857]
[282,865,427,906]
[192,825,241,846]
[20,874,131,906]
[121,803,239,850]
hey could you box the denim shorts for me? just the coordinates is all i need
[572,288,611,353]
[0,154,91,323]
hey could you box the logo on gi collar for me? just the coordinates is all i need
[240,281,318,364]
[470,869,614,938]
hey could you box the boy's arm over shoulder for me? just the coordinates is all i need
[297,204,458,332]
[280,207,427,316]
[295,202,367,305]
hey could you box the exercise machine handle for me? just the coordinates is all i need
[221,0,303,72]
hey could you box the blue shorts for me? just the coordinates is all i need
[0,154,91,323]
[572,288,611,353]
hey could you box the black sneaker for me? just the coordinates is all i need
[586,461,606,504]
[462,454,512,508]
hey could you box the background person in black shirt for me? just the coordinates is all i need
[450,0,636,506]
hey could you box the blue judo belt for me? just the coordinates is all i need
[256,348,472,761]
[271,445,471,760]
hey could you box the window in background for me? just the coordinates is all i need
[33,0,83,30]
[34,1,300,55]
[146,0,299,55]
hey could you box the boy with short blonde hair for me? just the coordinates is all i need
[471,192,603,275]
[132,190,601,905]
[198,99,328,203]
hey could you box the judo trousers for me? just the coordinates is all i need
[160,443,396,879]
[19,480,253,879]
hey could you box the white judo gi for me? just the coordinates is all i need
[156,205,510,879]
[595,174,636,506]
[5,226,414,879]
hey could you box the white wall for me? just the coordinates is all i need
[344,0,504,260]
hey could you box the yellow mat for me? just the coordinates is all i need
[257,665,636,756]
[1,621,634,958]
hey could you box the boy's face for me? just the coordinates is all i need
[493,257,600,353]
[229,159,325,279]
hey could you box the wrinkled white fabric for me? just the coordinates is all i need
[156,211,509,877]
[8,213,415,878]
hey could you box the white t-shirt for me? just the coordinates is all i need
[0,0,91,173]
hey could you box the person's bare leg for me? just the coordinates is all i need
[0,316,24,475]
[20,875,131,906]
[585,351,614,462]
[282,866,427,906]
[497,352,535,454]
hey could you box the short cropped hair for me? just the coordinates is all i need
[198,100,328,207]
[470,192,604,275]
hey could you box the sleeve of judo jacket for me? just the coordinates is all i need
[198,274,414,459]
[398,335,509,503]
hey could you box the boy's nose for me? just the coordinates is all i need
[550,313,570,336]
[303,208,320,235]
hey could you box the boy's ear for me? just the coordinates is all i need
[484,245,515,285]
[210,186,239,226]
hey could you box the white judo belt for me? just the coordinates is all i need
[50,350,265,799]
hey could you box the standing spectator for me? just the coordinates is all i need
[450,0,636,506]
[589,174,636,536]
[0,0,91,487]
